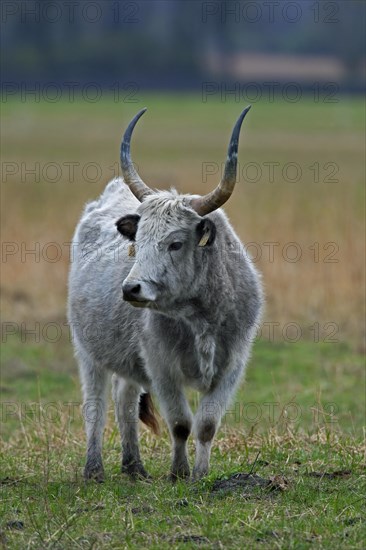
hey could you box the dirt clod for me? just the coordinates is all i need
[211,472,288,496]
[307,470,351,479]
[5,521,24,531]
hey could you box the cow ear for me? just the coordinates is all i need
[196,218,216,247]
[115,214,140,241]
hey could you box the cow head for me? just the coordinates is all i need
[116,107,251,311]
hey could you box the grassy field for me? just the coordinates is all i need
[1,95,365,548]
[1,334,365,548]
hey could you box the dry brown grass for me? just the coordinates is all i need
[1,96,365,345]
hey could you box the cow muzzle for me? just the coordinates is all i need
[122,279,157,308]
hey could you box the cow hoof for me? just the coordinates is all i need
[84,464,105,483]
[191,468,208,482]
[170,464,191,482]
[122,462,151,480]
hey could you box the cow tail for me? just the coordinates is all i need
[139,393,160,435]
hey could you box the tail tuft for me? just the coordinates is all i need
[139,393,160,435]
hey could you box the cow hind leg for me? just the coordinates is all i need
[79,356,108,482]
[112,375,150,479]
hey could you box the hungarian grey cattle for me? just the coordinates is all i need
[68,106,263,482]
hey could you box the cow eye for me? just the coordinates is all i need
[168,241,183,251]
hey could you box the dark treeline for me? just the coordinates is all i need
[1,0,365,90]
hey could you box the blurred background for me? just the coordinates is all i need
[2,0,365,89]
[1,0,365,421]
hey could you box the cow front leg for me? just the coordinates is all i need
[192,363,243,480]
[112,375,150,479]
[171,417,191,480]
[153,375,193,480]
[80,359,108,482]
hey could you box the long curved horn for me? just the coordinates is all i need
[120,108,153,202]
[190,105,251,216]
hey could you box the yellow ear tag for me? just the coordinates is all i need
[128,244,136,257]
[198,231,210,247]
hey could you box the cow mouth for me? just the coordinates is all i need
[126,299,157,310]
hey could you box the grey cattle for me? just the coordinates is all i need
[68,107,263,482]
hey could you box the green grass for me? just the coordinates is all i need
[1,457,365,549]
[1,332,365,548]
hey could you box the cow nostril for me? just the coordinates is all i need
[123,282,142,301]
